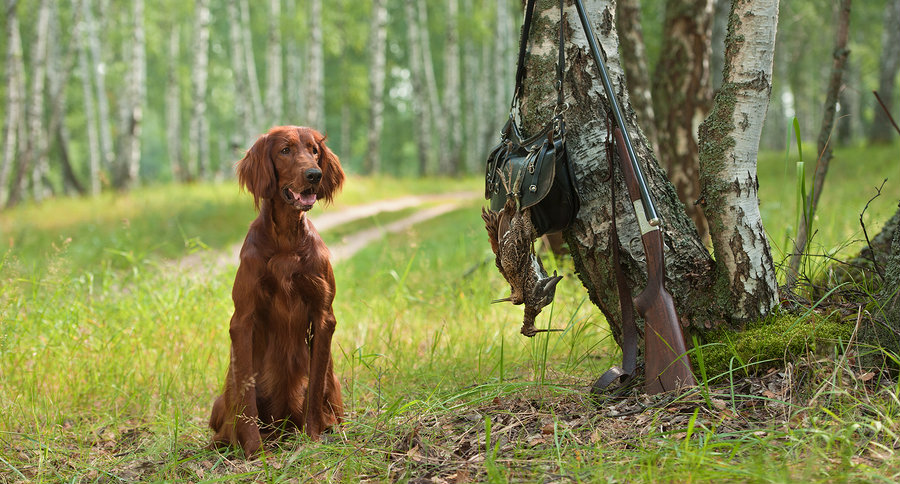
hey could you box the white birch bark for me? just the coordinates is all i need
[166,25,184,181]
[84,0,114,175]
[440,0,461,175]
[698,0,780,319]
[115,0,145,189]
[305,0,325,129]
[1,0,25,205]
[240,0,263,129]
[265,0,284,126]
[405,0,432,175]
[492,0,513,115]
[364,0,389,174]
[462,36,483,173]
[76,0,101,195]
[189,0,212,180]
[24,0,52,201]
[418,0,446,176]
[46,1,83,195]
[285,0,304,123]
[227,0,252,143]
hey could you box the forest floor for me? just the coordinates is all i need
[3,168,900,482]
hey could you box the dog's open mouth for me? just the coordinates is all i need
[282,186,317,211]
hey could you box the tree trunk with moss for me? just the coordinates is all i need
[512,0,778,352]
[697,0,779,321]
[860,212,900,368]
[652,0,714,242]
[517,0,716,352]
[615,0,658,157]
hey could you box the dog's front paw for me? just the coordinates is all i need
[304,415,324,441]
[237,422,263,458]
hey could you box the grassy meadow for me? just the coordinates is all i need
[1,143,899,482]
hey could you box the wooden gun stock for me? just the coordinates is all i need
[614,128,696,393]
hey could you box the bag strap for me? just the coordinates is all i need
[512,0,566,113]
[590,120,639,398]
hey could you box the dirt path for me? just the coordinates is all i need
[173,191,480,273]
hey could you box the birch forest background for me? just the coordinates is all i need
[1,0,898,207]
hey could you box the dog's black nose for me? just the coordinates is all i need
[306,168,323,184]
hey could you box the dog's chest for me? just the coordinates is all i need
[265,252,333,303]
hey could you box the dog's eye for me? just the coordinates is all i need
[311,146,319,156]
[280,147,290,155]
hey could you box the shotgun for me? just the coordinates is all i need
[573,0,695,393]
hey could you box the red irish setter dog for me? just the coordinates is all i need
[209,126,345,457]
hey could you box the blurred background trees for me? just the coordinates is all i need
[0,0,897,206]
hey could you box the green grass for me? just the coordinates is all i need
[757,141,900,277]
[2,141,900,482]
[0,175,480,272]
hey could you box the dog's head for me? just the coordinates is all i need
[237,126,345,211]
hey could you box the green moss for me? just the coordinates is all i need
[696,310,854,378]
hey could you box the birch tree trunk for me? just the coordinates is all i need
[166,25,185,182]
[869,0,900,144]
[29,2,68,200]
[284,0,304,124]
[1,0,25,205]
[29,0,51,200]
[786,0,852,288]
[46,1,83,195]
[189,0,212,180]
[364,0,389,174]
[305,0,325,129]
[84,0,114,177]
[227,0,252,145]
[492,0,514,123]
[616,0,659,157]
[697,0,780,319]
[265,0,284,126]
[7,0,51,205]
[440,0,462,175]
[419,0,446,177]
[652,0,714,242]
[114,0,145,189]
[405,0,432,176]
[521,0,720,347]
[76,0,101,195]
[240,0,263,129]
[467,40,490,173]
[512,0,781,348]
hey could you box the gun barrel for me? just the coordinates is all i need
[572,0,659,225]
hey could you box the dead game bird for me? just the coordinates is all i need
[482,197,563,337]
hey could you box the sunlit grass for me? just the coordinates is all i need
[757,141,899,267]
[2,141,899,482]
[0,176,482,273]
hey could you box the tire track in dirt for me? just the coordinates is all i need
[172,191,480,273]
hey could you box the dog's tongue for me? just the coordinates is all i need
[291,189,317,206]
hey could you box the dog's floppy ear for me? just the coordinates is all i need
[236,134,276,210]
[314,131,345,204]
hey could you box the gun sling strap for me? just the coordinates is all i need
[501,0,663,394]
[591,122,639,396]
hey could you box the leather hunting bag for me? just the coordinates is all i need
[484,0,579,236]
